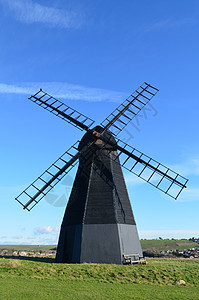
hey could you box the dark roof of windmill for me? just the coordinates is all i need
[78,125,117,151]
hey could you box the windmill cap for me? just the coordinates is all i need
[78,125,117,151]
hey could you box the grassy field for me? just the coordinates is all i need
[0,257,199,299]
[141,239,197,251]
[1,241,198,299]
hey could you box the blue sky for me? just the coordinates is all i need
[0,0,199,244]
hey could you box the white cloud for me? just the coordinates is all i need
[12,235,23,239]
[141,18,197,33]
[124,173,143,186]
[0,0,82,29]
[169,158,199,177]
[34,226,59,234]
[177,187,199,202]
[0,82,126,102]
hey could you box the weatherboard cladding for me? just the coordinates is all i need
[111,152,136,225]
[62,145,135,225]
[56,129,140,263]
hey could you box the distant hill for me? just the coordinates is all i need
[0,245,56,251]
[141,239,198,251]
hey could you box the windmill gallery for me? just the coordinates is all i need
[16,82,188,264]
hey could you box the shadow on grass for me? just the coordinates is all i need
[0,255,55,263]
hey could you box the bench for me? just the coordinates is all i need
[123,254,146,265]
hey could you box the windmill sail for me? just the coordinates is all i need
[29,89,95,131]
[99,136,188,199]
[101,82,158,136]
[15,141,80,211]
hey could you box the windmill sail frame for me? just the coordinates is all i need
[16,83,188,210]
[29,89,95,131]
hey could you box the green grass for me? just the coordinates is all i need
[141,239,198,251]
[1,277,199,300]
[0,257,199,299]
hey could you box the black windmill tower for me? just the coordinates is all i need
[16,83,188,264]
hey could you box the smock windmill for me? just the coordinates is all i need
[16,82,188,264]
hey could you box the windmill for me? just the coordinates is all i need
[16,82,188,264]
